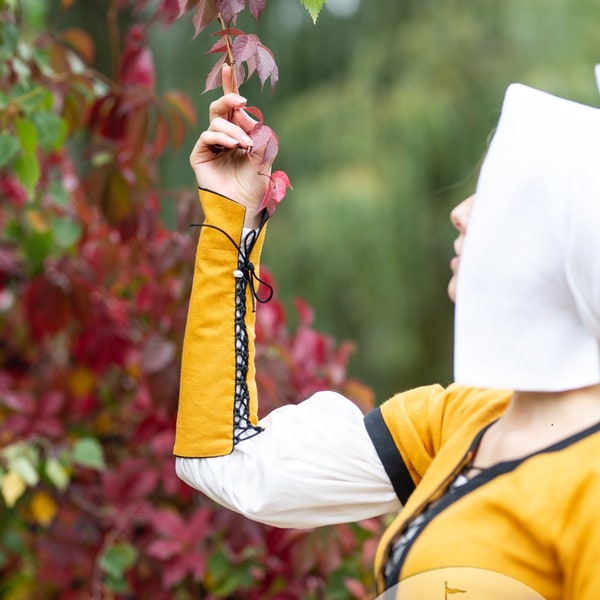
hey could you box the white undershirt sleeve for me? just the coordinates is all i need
[176,390,401,528]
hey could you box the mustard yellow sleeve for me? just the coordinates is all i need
[364,384,510,501]
[173,189,268,458]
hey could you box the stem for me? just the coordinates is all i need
[217,13,239,95]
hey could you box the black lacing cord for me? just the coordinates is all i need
[191,222,274,312]
[190,218,272,444]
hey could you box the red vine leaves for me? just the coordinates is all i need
[176,0,326,215]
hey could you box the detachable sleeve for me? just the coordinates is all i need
[174,189,400,527]
[174,189,267,458]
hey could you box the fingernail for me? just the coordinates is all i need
[234,95,247,104]
[243,135,253,146]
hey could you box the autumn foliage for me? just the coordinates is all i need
[0,0,382,597]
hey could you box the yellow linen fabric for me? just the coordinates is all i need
[374,385,600,599]
[173,190,266,458]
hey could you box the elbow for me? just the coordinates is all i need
[174,457,304,529]
[175,456,201,490]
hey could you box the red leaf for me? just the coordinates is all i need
[257,170,291,217]
[206,38,227,54]
[24,276,72,340]
[188,506,211,537]
[244,105,263,123]
[40,391,64,417]
[233,60,246,89]
[215,0,246,24]
[177,0,199,19]
[255,43,278,92]
[191,0,218,37]
[344,578,368,599]
[150,508,185,537]
[270,170,291,203]
[294,297,314,328]
[162,561,188,589]
[152,114,169,156]
[212,27,245,37]
[203,55,226,92]
[232,33,258,62]
[141,334,176,374]
[1,391,35,414]
[60,28,96,64]
[249,0,265,20]
[249,122,278,164]
[147,539,181,560]
[0,174,28,207]
[162,90,197,126]
[120,26,155,90]
[155,0,182,24]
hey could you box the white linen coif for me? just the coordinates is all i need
[454,73,600,391]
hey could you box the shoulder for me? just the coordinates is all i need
[364,384,511,499]
[378,383,511,448]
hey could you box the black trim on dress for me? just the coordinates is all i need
[364,408,416,505]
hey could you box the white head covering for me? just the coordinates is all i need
[454,68,600,391]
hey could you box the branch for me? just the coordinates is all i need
[217,13,238,94]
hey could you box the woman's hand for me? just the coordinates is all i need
[190,64,273,227]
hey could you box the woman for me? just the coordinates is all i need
[174,64,600,598]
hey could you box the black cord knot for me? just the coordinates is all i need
[191,222,273,312]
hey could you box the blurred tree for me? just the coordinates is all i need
[236,0,600,399]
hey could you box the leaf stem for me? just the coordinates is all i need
[217,13,238,94]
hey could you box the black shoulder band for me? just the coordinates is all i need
[364,408,415,505]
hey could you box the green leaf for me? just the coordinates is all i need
[32,48,53,77]
[0,22,19,61]
[50,216,82,249]
[72,437,106,471]
[0,91,9,109]
[12,56,31,80]
[15,119,38,154]
[0,134,20,168]
[48,180,70,207]
[31,111,67,152]
[23,229,52,273]
[100,543,137,579]
[13,85,51,113]
[299,0,326,23]
[44,458,70,492]
[14,153,40,197]
[3,443,40,487]
[2,219,23,244]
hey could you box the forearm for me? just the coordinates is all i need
[173,189,399,525]
[173,188,267,457]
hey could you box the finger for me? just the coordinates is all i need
[199,130,242,151]
[222,63,234,95]
[208,117,254,147]
[209,93,247,122]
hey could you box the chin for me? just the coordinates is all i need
[447,278,457,303]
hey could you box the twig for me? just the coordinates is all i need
[217,13,239,94]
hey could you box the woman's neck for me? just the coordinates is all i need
[473,383,600,469]
[508,384,600,430]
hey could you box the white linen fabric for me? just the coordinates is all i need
[454,74,600,391]
[176,391,400,528]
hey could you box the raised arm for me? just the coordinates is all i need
[174,66,400,527]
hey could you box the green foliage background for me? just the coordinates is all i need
[152,0,600,400]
